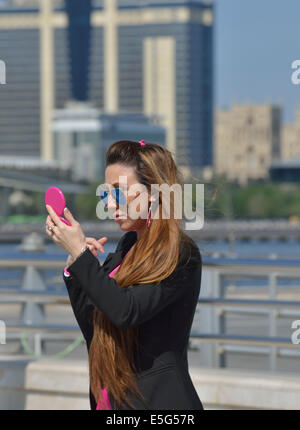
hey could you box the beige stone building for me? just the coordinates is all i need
[214,104,281,185]
[281,110,300,160]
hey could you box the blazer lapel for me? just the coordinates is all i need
[101,251,123,272]
[101,230,138,273]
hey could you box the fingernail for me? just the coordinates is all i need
[64,207,68,212]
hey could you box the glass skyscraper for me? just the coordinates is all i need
[0,0,213,175]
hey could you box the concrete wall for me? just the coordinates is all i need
[1,357,300,409]
[189,365,300,410]
[25,358,90,410]
[0,355,33,410]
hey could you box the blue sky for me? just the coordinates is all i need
[214,0,300,123]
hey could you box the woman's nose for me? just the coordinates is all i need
[107,193,117,212]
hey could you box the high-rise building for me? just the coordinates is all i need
[52,101,166,182]
[0,0,214,176]
[214,104,281,185]
[281,110,300,160]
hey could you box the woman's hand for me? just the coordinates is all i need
[85,236,108,258]
[66,254,74,268]
[65,236,108,268]
[45,205,87,260]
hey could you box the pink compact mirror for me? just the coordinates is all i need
[45,187,71,226]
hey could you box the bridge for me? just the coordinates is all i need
[1,219,300,244]
[0,155,91,221]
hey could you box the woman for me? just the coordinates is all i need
[45,140,203,410]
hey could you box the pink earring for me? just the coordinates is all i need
[139,140,146,146]
[146,201,152,228]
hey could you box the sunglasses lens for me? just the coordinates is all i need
[112,188,126,205]
[99,191,108,207]
[99,190,108,200]
[99,187,126,207]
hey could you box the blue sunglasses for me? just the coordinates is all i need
[99,187,127,206]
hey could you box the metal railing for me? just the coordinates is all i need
[0,256,86,357]
[0,254,300,367]
[191,257,300,371]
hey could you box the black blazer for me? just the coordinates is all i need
[63,230,203,410]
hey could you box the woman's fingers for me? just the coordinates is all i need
[93,238,104,253]
[45,228,53,238]
[97,237,108,252]
[46,205,64,228]
[46,215,55,229]
[85,239,97,256]
[85,240,98,257]
[86,237,105,253]
[85,236,108,258]
[86,244,98,257]
[95,237,107,253]
[98,237,108,244]
[45,215,55,238]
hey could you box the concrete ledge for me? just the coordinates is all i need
[0,356,298,410]
[25,358,90,410]
[0,355,34,410]
[189,366,300,410]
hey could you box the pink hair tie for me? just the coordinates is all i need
[139,140,146,146]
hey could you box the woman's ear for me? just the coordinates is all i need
[148,196,157,207]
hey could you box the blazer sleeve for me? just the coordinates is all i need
[66,246,201,330]
[62,233,129,345]
[63,272,95,347]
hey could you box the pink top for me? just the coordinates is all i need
[96,387,112,410]
[96,246,133,410]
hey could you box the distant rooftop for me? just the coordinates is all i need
[0,155,68,170]
[271,159,300,169]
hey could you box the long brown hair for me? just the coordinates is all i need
[89,140,196,409]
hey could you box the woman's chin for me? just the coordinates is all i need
[118,221,135,232]
[117,220,129,230]
[120,226,132,233]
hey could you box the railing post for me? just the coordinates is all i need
[20,266,46,325]
[195,266,221,367]
[20,265,47,354]
[34,333,42,357]
[218,273,227,368]
[268,272,278,371]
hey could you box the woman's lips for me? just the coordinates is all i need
[114,214,126,220]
